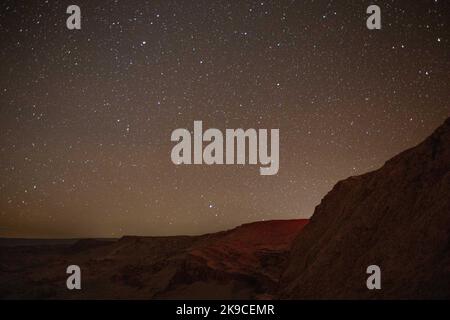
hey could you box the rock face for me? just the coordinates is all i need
[0,219,307,299]
[280,117,450,299]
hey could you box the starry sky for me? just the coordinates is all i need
[0,0,449,238]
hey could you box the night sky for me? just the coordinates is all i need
[0,0,449,238]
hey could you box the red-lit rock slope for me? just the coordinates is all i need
[0,219,307,299]
[280,117,450,299]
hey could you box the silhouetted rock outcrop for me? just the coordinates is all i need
[280,117,450,299]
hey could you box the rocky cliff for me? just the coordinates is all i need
[280,117,450,299]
